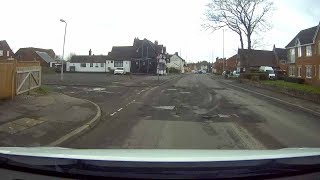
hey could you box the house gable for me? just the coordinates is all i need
[0,40,14,59]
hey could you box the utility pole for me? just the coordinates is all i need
[222,29,225,72]
[60,19,67,81]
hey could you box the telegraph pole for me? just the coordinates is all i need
[222,29,225,72]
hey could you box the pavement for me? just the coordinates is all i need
[43,73,320,149]
[0,92,100,146]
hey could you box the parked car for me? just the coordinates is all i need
[114,67,126,75]
[259,66,275,80]
[232,70,240,77]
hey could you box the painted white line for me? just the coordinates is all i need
[221,81,320,117]
[110,112,117,116]
[118,108,123,112]
[126,102,131,106]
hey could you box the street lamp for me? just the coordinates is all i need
[222,29,225,72]
[60,19,67,81]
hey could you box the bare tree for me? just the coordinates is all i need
[203,0,273,49]
[66,52,76,61]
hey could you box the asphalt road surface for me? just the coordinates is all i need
[56,74,320,149]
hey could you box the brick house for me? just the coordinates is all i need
[0,40,14,60]
[213,57,225,74]
[273,45,288,71]
[285,22,320,86]
[237,49,277,73]
[15,47,55,67]
[225,55,237,71]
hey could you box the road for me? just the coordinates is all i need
[48,73,320,149]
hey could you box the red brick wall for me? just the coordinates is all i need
[293,31,320,86]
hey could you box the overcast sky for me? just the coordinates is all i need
[1,0,319,63]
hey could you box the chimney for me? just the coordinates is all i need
[155,40,158,45]
[89,49,92,56]
[175,52,178,56]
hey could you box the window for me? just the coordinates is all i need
[111,61,113,63]
[306,66,312,78]
[80,63,86,67]
[297,66,301,77]
[318,41,320,55]
[114,60,123,67]
[95,63,99,67]
[298,46,301,57]
[289,66,295,77]
[0,50,3,56]
[90,63,93,67]
[306,45,312,56]
[101,63,104,67]
[6,51,9,57]
[290,48,295,62]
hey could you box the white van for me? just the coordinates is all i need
[259,66,276,79]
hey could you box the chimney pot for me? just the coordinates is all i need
[89,49,92,56]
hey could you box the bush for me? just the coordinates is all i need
[240,73,268,81]
[284,77,305,84]
[168,67,181,73]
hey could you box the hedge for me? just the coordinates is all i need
[239,73,268,81]
[284,77,305,84]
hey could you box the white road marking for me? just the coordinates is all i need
[110,112,117,116]
[221,81,320,117]
[153,106,175,110]
[218,114,231,118]
[232,114,240,118]
[118,108,123,112]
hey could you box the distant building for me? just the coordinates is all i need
[167,52,186,73]
[15,47,55,67]
[106,38,168,75]
[0,40,14,60]
[237,49,277,73]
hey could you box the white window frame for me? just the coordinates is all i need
[306,45,312,57]
[306,66,312,78]
[100,63,104,67]
[289,66,295,77]
[319,65,320,79]
[297,66,302,77]
[80,63,86,67]
[0,50,3,56]
[95,63,99,67]
[90,63,93,67]
[290,48,295,63]
[6,51,9,57]
[298,46,302,57]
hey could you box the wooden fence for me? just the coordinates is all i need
[0,60,41,99]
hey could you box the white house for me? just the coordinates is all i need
[66,55,108,72]
[105,60,131,73]
[167,52,185,73]
[67,57,131,73]
[66,49,131,73]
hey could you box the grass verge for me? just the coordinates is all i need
[33,86,50,95]
[261,80,320,94]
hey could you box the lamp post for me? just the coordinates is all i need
[222,29,225,72]
[60,19,67,81]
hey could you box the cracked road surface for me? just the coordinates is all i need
[63,74,320,149]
